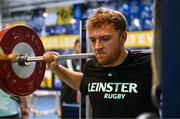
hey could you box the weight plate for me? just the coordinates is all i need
[0,25,46,96]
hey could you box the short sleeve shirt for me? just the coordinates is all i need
[80,51,158,118]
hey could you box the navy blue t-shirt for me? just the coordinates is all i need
[80,50,158,118]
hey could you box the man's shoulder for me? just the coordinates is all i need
[128,49,151,64]
[86,58,97,66]
[83,58,101,73]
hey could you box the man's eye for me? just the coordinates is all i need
[101,37,109,42]
[90,39,96,43]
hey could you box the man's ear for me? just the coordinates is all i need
[120,31,127,44]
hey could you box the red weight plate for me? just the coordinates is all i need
[0,48,9,92]
[0,25,46,96]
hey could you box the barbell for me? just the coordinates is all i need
[0,25,94,96]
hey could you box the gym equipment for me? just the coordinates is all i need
[151,0,161,110]
[0,25,94,96]
[0,52,94,62]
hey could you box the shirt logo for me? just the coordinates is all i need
[108,73,112,77]
[88,82,138,100]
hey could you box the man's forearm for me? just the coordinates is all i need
[20,96,29,119]
[52,65,83,90]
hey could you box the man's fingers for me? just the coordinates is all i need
[43,51,59,63]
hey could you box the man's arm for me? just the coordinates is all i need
[43,51,83,90]
[52,65,83,90]
[20,96,29,119]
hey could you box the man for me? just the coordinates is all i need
[60,39,80,118]
[43,7,159,118]
[0,89,29,119]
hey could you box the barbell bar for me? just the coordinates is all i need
[2,53,94,62]
[0,53,95,62]
[27,53,94,62]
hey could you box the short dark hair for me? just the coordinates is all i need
[74,38,80,46]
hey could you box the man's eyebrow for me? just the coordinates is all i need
[99,35,111,38]
[89,36,95,39]
[89,35,111,39]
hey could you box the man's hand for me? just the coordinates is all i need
[20,96,30,119]
[21,107,29,119]
[43,51,60,70]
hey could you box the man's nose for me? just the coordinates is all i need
[95,39,103,49]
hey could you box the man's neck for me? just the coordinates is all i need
[102,50,128,67]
